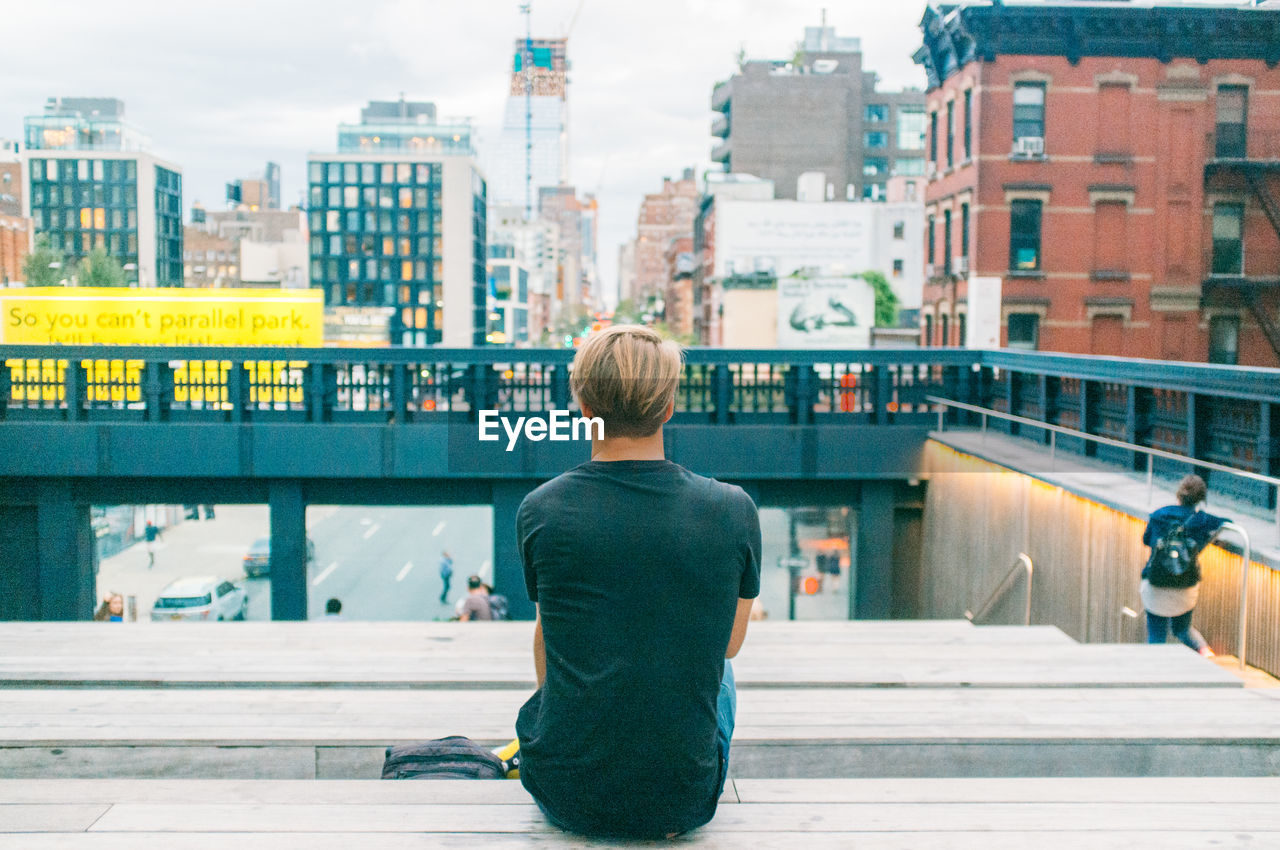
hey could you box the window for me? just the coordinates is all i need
[1094,201,1127,273]
[924,314,934,346]
[1216,85,1248,158]
[1007,313,1040,350]
[864,131,888,149]
[892,258,904,278]
[941,315,950,346]
[945,100,954,168]
[862,183,885,201]
[960,203,970,257]
[1009,199,1043,271]
[865,104,889,122]
[963,90,973,160]
[1013,82,1046,142]
[863,157,888,177]
[1212,203,1244,275]
[1208,315,1240,365]
[957,313,967,347]
[898,106,926,151]
[894,157,925,177]
[943,209,953,273]
[893,221,905,240]
[929,111,938,162]
[927,215,936,264]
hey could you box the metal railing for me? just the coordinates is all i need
[929,395,1280,542]
[964,553,1034,626]
[1220,522,1255,673]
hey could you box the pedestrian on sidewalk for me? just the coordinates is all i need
[458,575,492,622]
[439,550,454,604]
[93,593,124,622]
[144,521,161,569]
[1141,474,1227,657]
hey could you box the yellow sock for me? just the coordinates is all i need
[494,737,520,779]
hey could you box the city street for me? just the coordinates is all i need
[97,504,492,622]
[96,503,847,623]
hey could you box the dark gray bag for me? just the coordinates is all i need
[381,735,507,780]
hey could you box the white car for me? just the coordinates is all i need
[151,576,248,622]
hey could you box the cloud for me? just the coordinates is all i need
[0,0,935,299]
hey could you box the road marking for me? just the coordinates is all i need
[432,521,446,537]
[312,562,339,586]
[362,523,381,540]
[396,561,415,582]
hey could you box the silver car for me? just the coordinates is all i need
[151,576,248,622]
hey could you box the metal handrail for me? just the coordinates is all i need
[965,553,1034,626]
[928,395,1280,541]
[1218,522,1254,673]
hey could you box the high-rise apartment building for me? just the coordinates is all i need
[630,170,698,304]
[23,97,182,286]
[307,99,487,346]
[538,185,598,315]
[227,161,282,211]
[915,1,1280,367]
[488,38,569,214]
[711,25,926,202]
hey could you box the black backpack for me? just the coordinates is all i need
[1146,513,1202,589]
[488,594,509,621]
[381,736,507,780]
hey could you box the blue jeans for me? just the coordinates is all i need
[1146,609,1207,652]
[536,660,738,832]
[715,659,737,797]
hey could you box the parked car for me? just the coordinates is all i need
[150,577,247,622]
[243,536,317,578]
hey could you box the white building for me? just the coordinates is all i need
[486,38,568,213]
[712,198,924,310]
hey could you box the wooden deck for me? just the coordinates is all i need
[1,620,1275,844]
[3,778,1278,848]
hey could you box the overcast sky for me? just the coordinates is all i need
[2,0,935,299]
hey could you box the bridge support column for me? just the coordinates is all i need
[493,481,538,621]
[269,480,308,621]
[1,484,97,620]
[854,481,895,620]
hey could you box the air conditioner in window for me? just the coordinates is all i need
[926,161,938,179]
[925,263,936,278]
[955,257,970,275]
[1014,136,1045,157]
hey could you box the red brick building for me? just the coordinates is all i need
[916,2,1280,366]
[629,169,698,305]
[0,214,31,284]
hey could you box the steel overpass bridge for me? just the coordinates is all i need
[2,344,1276,623]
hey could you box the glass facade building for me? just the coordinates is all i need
[26,154,183,286]
[307,156,487,346]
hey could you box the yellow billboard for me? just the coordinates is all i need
[0,287,323,347]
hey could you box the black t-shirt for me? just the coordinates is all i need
[515,459,761,839]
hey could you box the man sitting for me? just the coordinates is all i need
[514,325,761,839]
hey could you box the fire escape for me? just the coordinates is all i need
[1202,106,1280,364]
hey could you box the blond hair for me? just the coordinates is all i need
[570,325,683,438]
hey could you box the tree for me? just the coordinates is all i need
[76,244,127,287]
[21,236,65,286]
[859,270,900,328]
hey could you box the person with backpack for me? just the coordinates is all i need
[1141,474,1227,656]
